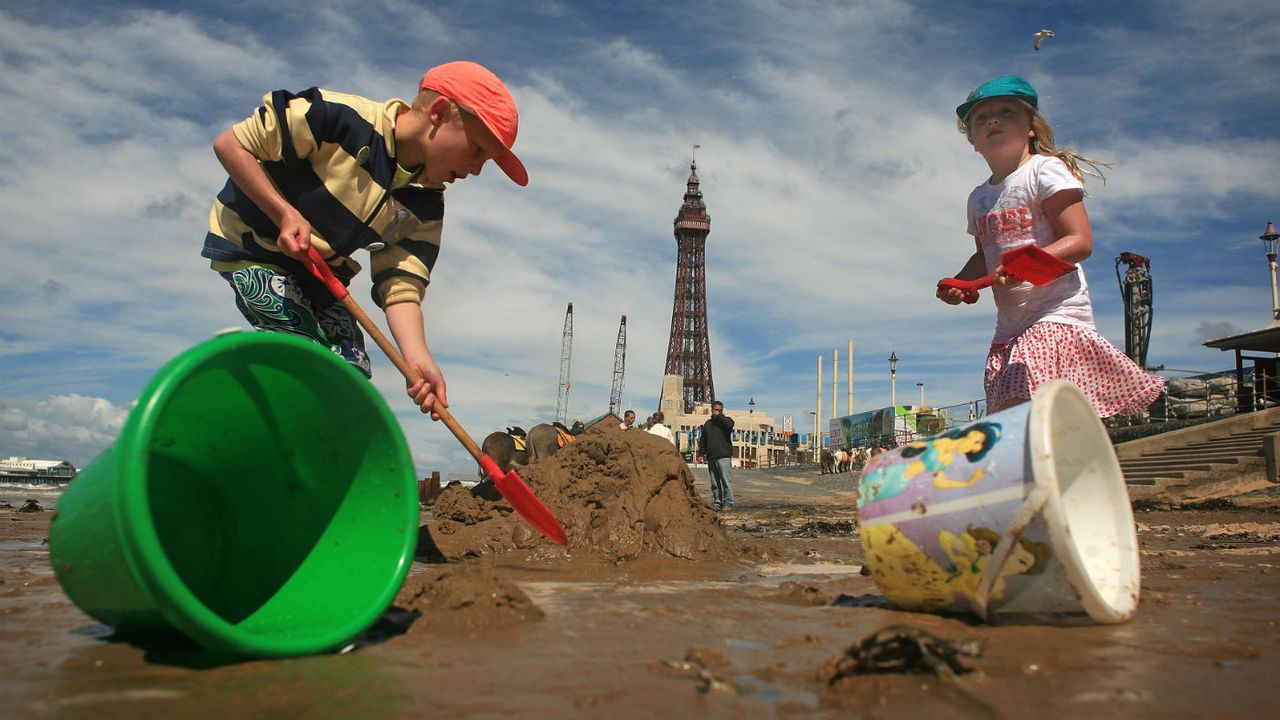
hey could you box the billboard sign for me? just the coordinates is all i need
[829,405,950,448]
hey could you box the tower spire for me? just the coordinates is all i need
[663,155,715,412]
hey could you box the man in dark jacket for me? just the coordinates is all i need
[697,400,735,511]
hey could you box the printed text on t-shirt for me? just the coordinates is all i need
[975,206,1034,240]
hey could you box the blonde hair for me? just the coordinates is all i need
[958,99,1109,184]
[412,89,466,128]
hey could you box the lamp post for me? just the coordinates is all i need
[748,397,755,467]
[809,410,817,463]
[888,351,898,407]
[1262,220,1280,320]
[917,382,925,408]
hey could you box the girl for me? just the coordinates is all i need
[937,75,1164,416]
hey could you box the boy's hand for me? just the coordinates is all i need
[275,207,313,261]
[211,128,314,261]
[406,358,448,420]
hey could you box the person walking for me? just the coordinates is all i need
[697,401,735,512]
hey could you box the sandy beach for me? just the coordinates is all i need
[2,427,1278,719]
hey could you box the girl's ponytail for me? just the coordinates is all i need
[1028,111,1110,184]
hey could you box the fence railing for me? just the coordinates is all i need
[922,367,1271,441]
[805,367,1273,455]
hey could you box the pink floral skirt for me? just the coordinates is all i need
[985,321,1166,417]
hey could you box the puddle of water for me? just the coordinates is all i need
[757,562,865,576]
[72,623,115,638]
[730,674,819,709]
[0,539,49,551]
[519,580,745,612]
[832,593,894,609]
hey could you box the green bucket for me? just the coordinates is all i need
[49,331,419,657]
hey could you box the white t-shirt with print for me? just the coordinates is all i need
[967,154,1095,344]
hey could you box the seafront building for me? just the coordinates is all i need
[657,375,786,468]
[0,456,77,484]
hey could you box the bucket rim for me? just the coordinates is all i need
[112,331,418,656]
[1027,379,1140,623]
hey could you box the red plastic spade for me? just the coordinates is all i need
[303,247,568,545]
[938,245,1074,303]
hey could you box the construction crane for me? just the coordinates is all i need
[555,302,573,424]
[609,315,627,416]
[1115,252,1153,369]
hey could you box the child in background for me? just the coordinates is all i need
[936,75,1163,417]
[202,61,528,419]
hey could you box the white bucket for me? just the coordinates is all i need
[856,380,1140,623]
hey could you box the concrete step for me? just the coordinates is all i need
[1123,451,1249,464]
[1128,453,1267,469]
[1158,439,1261,450]
[1126,450,1247,461]
[1178,440,1265,452]
[1115,408,1280,499]
[1121,462,1218,474]
[1124,470,1187,481]
[1146,451,1258,462]
[1124,456,1266,486]
[1122,460,1246,472]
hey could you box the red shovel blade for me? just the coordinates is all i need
[479,456,568,545]
[938,246,1073,303]
[1002,244,1073,285]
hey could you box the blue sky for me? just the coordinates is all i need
[1,0,1277,476]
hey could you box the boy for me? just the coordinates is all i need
[202,61,527,419]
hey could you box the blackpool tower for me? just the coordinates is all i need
[663,159,716,412]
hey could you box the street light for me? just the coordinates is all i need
[748,397,755,466]
[808,410,817,462]
[888,351,898,407]
[917,382,925,408]
[1262,220,1279,320]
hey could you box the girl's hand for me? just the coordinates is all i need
[992,264,1023,288]
[936,282,975,305]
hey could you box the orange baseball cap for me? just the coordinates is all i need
[419,61,528,187]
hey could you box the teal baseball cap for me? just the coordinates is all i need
[956,75,1038,119]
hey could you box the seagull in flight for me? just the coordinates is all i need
[1033,29,1055,51]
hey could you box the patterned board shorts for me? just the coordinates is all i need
[985,321,1166,418]
[221,266,372,377]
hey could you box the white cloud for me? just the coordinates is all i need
[0,395,129,466]
[0,1,1277,477]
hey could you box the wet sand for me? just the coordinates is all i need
[2,434,1278,719]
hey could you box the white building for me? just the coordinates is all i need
[656,375,791,468]
[0,456,77,484]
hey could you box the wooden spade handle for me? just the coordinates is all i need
[304,248,483,462]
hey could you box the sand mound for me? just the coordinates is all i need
[427,423,732,561]
[392,565,543,634]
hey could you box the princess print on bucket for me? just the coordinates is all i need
[858,422,1002,507]
[936,75,1164,417]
